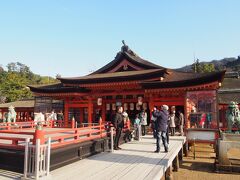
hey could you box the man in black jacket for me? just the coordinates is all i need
[152,105,169,153]
[113,106,124,150]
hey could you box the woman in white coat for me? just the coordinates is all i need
[140,110,148,136]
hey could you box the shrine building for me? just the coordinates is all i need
[29,43,225,130]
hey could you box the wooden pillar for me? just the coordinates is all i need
[149,97,154,112]
[88,98,93,124]
[184,142,189,157]
[102,101,106,123]
[184,92,190,129]
[178,147,184,161]
[64,101,69,127]
[173,154,180,172]
[165,165,173,180]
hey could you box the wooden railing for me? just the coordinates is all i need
[0,119,131,150]
[45,119,107,149]
[0,121,55,130]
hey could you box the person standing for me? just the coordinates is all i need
[151,106,158,138]
[169,107,176,136]
[177,110,184,136]
[134,114,141,140]
[113,106,124,150]
[140,110,147,136]
[152,105,169,153]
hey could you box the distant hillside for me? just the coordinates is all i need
[178,56,240,72]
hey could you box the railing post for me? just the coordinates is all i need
[35,139,40,180]
[71,117,75,129]
[46,137,51,176]
[24,138,30,179]
[34,129,45,145]
[110,127,114,153]
[50,120,54,128]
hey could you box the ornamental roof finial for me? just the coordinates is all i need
[121,40,129,52]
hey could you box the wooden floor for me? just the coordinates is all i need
[0,135,185,180]
[51,135,186,180]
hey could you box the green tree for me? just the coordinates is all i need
[0,62,58,103]
[192,59,215,73]
[201,63,215,72]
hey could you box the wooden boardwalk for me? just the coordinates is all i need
[0,135,185,180]
[51,135,186,180]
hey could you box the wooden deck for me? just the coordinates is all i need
[51,135,186,180]
[0,135,186,180]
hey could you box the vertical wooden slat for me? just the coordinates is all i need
[35,139,40,180]
[24,138,30,178]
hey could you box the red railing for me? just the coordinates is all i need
[0,119,131,150]
[0,121,35,130]
[0,121,55,130]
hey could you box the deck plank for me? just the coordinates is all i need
[51,135,186,180]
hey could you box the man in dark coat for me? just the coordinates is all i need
[113,106,124,150]
[152,105,169,153]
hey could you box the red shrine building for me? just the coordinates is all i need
[29,43,225,130]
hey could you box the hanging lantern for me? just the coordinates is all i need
[106,104,110,111]
[97,98,102,106]
[130,103,134,110]
[138,96,143,105]
[112,103,116,111]
[124,103,128,111]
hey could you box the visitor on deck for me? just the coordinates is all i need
[150,107,158,138]
[113,106,124,150]
[57,110,64,121]
[169,106,176,136]
[34,111,45,125]
[134,113,141,140]
[177,110,184,136]
[49,110,57,121]
[152,105,169,153]
[139,109,147,136]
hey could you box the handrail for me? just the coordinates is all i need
[0,119,131,150]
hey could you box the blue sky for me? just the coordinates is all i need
[0,1,240,77]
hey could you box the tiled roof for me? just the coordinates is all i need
[58,69,166,84]
[28,83,90,93]
[0,99,34,108]
[141,70,226,89]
